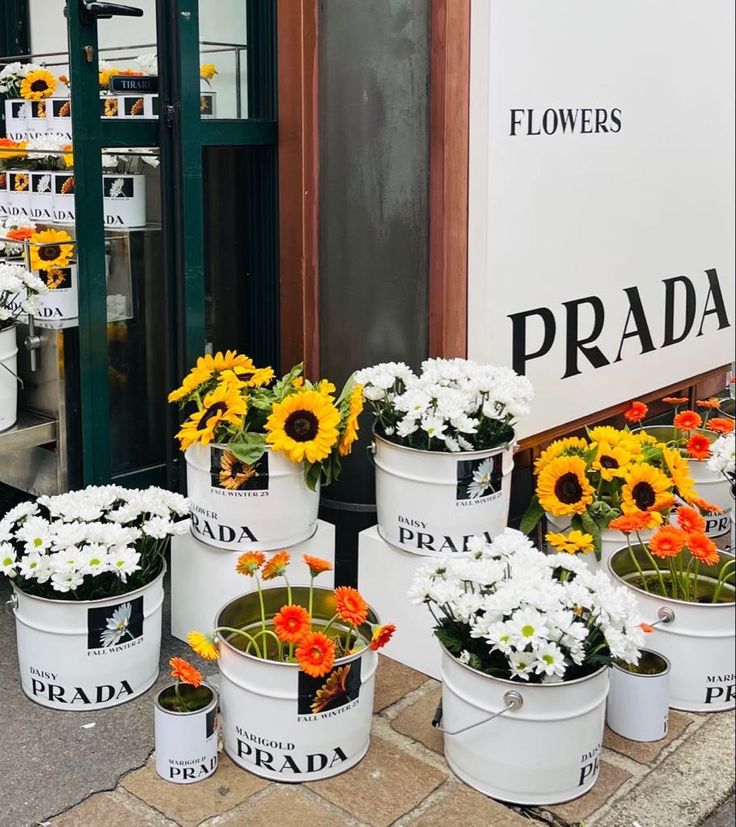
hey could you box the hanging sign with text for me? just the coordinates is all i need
[467,0,735,438]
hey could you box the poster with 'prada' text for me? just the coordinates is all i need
[467,0,735,438]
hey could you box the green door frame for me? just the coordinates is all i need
[65,0,277,486]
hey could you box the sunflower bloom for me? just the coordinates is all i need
[170,657,203,688]
[661,447,697,502]
[265,389,341,464]
[536,456,595,517]
[200,63,218,80]
[296,632,336,678]
[707,417,734,435]
[338,384,364,456]
[175,382,247,449]
[20,68,56,100]
[534,436,589,474]
[236,551,265,576]
[648,526,687,558]
[686,434,712,460]
[303,554,333,577]
[244,366,275,388]
[673,410,702,431]
[608,512,651,533]
[545,530,595,554]
[369,623,397,651]
[334,586,368,626]
[187,631,220,661]
[676,506,706,534]
[273,604,311,644]
[686,533,719,566]
[624,401,648,423]
[621,464,672,525]
[29,229,74,272]
[592,441,632,481]
[262,550,290,580]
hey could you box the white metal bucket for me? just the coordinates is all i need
[5,171,32,219]
[34,263,78,321]
[0,172,8,219]
[439,647,609,805]
[0,325,19,431]
[29,172,55,222]
[154,683,219,784]
[3,99,48,140]
[546,513,654,571]
[216,586,379,782]
[608,547,735,712]
[607,650,670,742]
[52,171,76,224]
[47,97,73,138]
[186,443,320,551]
[10,564,165,710]
[372,432,515,555]
[103,173,146,228]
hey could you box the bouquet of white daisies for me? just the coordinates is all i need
[409,529,644,683]
[0,486,189,600]
[355,358,533,453]
[707,432,735,493]
[0,261,48,332]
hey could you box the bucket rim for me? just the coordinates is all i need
[215,585,379,669]
[11,558,167,606]
[154,681,218,716]
[372,427,516,458]
[612,649,670,678]
[439,641,609,688]
[607,546,735,607]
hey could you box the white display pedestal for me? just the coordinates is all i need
[170,519,336,642]
[357,526,441,680]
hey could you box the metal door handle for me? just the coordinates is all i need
[81,0,143,19]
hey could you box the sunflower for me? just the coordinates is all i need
[29,229,74,272]
[99,67,118,88]
[661,446,697,502]
[168,367,212,403]
[170,656,203,688]
[45,268,67,290]
[273,604,311,644]
[103,97,119,117]
[591,441,632,481]
[187,631,219,661]
[536,456,594,517]
[296,632,335,678]
[338,384,364,456]
[20,68,56,100]
[218,451,256,490]
[198,350,255,375]
[13,172,29,192]
[620,464,672,524]
[545,530,594,554]
[243,366,275,388]
[534,436,589,474]
[62,144,74,168]
[175,382,246,450]
[265,389,340,464]
[200,63,218,80]
[311,665,350,713]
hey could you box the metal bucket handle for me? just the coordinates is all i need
[431,690,523,736]
[366,442,376,468]
[5,593,18,616]
[644,606,676,628]
[0,359,23,389]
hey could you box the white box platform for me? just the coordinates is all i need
[171,519,336,642]
[357,525,441,680]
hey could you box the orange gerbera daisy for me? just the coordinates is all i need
[262,550,290,580]
[608,512,651,534]
[662,396,689,405]
[675,505,706,534]
[236,551,265,576]
[295,632,336,678]
[624,401,648,423]
[170,657,203,688]
[691,496,724,515]
[696,398,720,410]
[686,434,712,460]
[369,623,397,651]
[686,533,719,566]
[273,604,311,644]
[334,586,368,626]
[673,410,702,431]
[707,417,734,435]
[303,554,333,577]
[6,227,33,241]
[648,526,687,559]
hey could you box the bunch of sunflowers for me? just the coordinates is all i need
[521,424,714,559]
[168,351,364,489]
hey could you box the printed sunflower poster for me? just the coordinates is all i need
[210,447,269,492]
[298,660,362,717]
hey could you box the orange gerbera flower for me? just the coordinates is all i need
[369,623,396,651]
[648,526,687,559]
[295,632,336,677]
[686,533,719,565]
[662,396,689,405]
[696,398,720,410]
[262,550,290,580]
[303,554,333,577]
[686,434,712,460]
[273,604,311,644]
[236,551,265,576]
[707,417,734,435]
[6,227,33,241]
[676,505,706,534]
[624,401,648,423]
[608,512,651,533]
[673,410,702,431]
[334,586,368,626]
[170,657,203,688]
[691,496,724,515]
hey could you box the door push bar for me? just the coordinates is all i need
[79,0,143,22]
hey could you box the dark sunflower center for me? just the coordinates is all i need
[197,401,227,430]
[554,472,583,504]
[39,244,61,261]
[600,455,619,469]
[632,481,656,510]
[31,80,49,92]
[229,460,245,476]
[284,410,319,442]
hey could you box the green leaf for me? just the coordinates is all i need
[304,461,323,492]
[579,511,602,559]
[520,494,544,535]
[227,434,267,466]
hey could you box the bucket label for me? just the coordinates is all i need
[166,754,217,782]
[10,101,28,118]
[578,744,601,787]
[234,726,349,776]
[190,506,260,544]
[28,668,134,705]
[87,595,144,652]
[9,172,30,195]
[703,510,732,538]
[209,448,269,495]
[456,455,503,503]
[298,660,362,719]
[396,519,497,553]
[103,176,137,199]
[40,266,73,292]
[52,99,72,118]
[704,673,735,705]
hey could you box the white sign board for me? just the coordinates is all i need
[467,0,735,439]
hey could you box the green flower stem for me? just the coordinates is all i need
[214,626,263,659]
[321,612,340,637]
[253,628,283,660]
[308,575,314,621]
[636,532,668,595]
[344,623,356,653]
[626,533,650,593]
[712,559,735,604]
[285,574,292,607]
[255,576,267,638]
[174,678,187,713]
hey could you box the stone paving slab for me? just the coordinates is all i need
[603,711,694,765]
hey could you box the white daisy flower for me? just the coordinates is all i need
[100,602,133,647]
